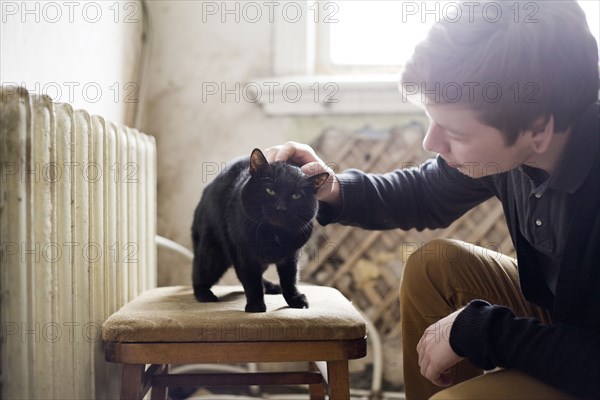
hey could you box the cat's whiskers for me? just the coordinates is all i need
[299,221,312,237]
[255,220,266,242]
[316,230,329,242]
[245,217,263,238]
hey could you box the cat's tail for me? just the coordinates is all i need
[156,235,194,260]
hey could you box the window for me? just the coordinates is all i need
[318,0,600,74]
[318,1,433,74]
[578,1,600,51]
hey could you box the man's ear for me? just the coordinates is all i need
[307,172,330,190]
[529,115,554,154]
[249,148,269,175]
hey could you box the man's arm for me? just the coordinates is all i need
[450,300,600,398]
[317,156,494,230]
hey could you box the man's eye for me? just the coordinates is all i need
[266,188,276,195]
[291,193,302,200]
[447,130,468,141]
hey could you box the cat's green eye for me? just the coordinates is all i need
[292,193,302,200]
[266,188,276,196]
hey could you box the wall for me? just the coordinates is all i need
[140,1,425,286]
[0,0,143,125]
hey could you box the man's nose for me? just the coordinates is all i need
[423,123,449,154]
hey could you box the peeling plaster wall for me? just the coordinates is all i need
[140,1,425,286]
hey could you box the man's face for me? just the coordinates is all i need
[423,104,533,178]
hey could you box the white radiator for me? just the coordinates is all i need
[0,86,157,399]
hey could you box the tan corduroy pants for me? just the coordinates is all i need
[399,239,575,400]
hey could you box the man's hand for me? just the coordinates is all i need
[417,308,466,387]
[264,141,341,206]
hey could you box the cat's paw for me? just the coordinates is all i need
[194,289,219,303]
[245,302,267,313]
[263,279,282,295]
[286,293,309,309]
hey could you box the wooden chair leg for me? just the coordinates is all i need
[308,362,326,400]
[150,364,169,400]
[120,364,145,400]
[327,360,350,400]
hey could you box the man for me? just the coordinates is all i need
[265,1,599,398]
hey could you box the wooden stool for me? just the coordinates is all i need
[102,285,367,399]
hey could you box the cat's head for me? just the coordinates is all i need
[241,148,329,229]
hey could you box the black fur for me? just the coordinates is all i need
[191,148,329,313]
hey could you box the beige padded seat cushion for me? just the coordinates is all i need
[102,285,366,343]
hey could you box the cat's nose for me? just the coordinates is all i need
[276,203,287,211]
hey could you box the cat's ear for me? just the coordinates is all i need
[307,172,330,190]
[249,148,269,175]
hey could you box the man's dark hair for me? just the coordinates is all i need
[401,0,599,144]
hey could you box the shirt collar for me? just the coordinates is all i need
[548,102,599,193]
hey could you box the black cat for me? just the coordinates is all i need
[191,148,329,313]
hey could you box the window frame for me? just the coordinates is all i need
[253,1,417,116]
